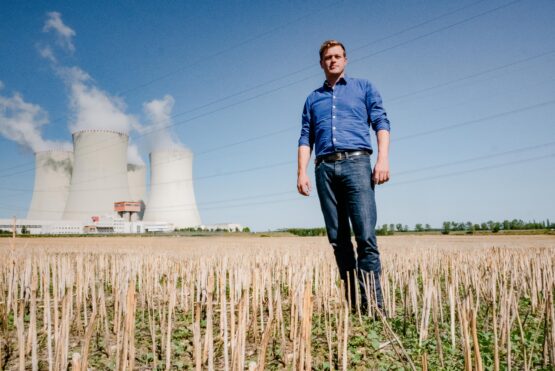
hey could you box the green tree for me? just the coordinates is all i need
[415,224,423,232]
[396,223,403,232]
[242,227,251,233]
[377,224,389,236]
[466,222,475,234]
[442,222,450,235]
[425,223,431,231]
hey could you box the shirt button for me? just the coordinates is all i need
[332,116,336,119]
[333,105,336,108]
[333,95,336,99]
[333,138,337,142]
[333,127,336,130]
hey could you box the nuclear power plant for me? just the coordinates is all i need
[2,130,207,234]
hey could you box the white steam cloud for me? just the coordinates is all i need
[0,83,71,152]
[43,11,76,52]
[38,11,144,165]
[59,67,144,165]
[59,66,138,135]
[142,95,185,151]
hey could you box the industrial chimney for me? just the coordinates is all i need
[27,150,73,220]
[143,149,201,228]
[63,130,131,220]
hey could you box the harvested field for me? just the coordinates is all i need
[0,235,554,370]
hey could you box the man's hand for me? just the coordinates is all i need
[297,145,312,196]
[373,158,390,185]
[373,130,390,185]
[297,173,311,196]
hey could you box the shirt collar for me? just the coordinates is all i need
[323,75,348,88]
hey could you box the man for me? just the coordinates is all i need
[297,40,390,313]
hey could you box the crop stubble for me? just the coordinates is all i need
[0,235,554,370]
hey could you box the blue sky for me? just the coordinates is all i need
[1,0,554,231]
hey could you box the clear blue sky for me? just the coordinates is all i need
[1,0,554,231]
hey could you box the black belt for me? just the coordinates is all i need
[316,150,371,165]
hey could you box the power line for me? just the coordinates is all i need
[2,139,553,214]
[0,96,552,192]
[0,0,542,202]
[4,152,551,215]
[389,153,554,186]
[395,141,555,176]
[136,0,525,139]
[349,0,522,68]
[8,2,343,135]
[130,0,491,126]
[388,49,555,103]
[0,159,292,193]
[393,99,555,142]
[0,0,527,178]
[116,1,341,96]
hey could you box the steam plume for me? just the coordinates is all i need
[43,11,76,52]
[142,95,185,151]
[0,83,70,152]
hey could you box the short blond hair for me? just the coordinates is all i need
[319,40,346,61]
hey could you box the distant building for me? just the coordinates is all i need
[0,215,173,235]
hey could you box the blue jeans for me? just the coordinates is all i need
[315,154,383,310]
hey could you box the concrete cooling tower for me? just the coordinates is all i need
[27,150,73,220]
[63,130,131,221]
[127,164,147,202]
[143,149,201,228]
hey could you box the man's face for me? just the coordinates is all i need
[320,45,347,77]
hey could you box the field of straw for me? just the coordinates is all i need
[1,235,554,370]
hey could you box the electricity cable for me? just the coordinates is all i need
[0,0,516,173]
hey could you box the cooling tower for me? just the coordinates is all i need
[127,164,147,202]
[27,150,73,220]
[143,149,201,228]
[63,130,131,220]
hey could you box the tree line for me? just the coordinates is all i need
[285,219,553,237]
[378,219,553,235]
[439,219,553,234]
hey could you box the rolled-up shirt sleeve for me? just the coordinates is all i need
[298,97,314,149]
[366,81,390,133]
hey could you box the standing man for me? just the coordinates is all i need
[297,40,390,313]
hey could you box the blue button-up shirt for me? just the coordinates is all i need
[298,76,390,157]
